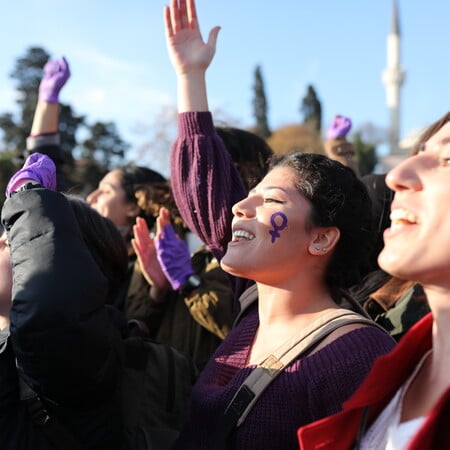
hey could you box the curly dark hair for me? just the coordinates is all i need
[116,165,167,231]
[270,152,375,297]
[134,182,187,236]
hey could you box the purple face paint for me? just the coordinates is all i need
[269,212,288,243]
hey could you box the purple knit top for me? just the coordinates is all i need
[173,303,394,449]
[170,112,395,449]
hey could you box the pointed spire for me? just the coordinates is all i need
[391,0,400,35]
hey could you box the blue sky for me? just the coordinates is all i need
[1,1,449,175]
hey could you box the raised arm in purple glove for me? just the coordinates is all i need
[154,208,194,290]
[326,115,352,140]
[38,57,71,104]
[5,153,56,196]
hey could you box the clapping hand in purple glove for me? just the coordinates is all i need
[38,57,71,103]
[326,115,352,140]
[154,208,194,290]
[5,153,56,196]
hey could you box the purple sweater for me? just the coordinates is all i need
[174,304,395,449]
[170,112,395,449]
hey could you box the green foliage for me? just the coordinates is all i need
[57,104,86,167]
[252,65,271,139]
[81,121,129,168]
[0,46,130,194]
[267,123,323,156]
[0,47,50,152]
[352,132,378,176]
[300,85,322,133]
[0,150,17,210]
[69,158,108,196]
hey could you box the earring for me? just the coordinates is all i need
[315,245,321,250]
[322,247,327,252]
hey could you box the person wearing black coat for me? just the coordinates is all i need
[0,154,128,450]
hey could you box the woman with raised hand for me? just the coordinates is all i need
[163,1,395,449]
[298,112,450,450]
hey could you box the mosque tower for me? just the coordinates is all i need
[382,0,405,154]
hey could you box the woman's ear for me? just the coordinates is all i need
[309,227,340,256]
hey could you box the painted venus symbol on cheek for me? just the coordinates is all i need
[269,212,288,243]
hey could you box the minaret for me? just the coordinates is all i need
[382,0,405,154]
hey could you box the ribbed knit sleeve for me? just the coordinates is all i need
[170,112,247,260]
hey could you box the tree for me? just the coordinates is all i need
[252,65,271,139]
[0,150,16,211]
[352,132,378,176]
[81,121,129,170]
[267,123,322,156]
[0,46,130,192]
[68,120,129,195]
[300,85,322,133]
[0,47,86,164]
[0,47,49,152]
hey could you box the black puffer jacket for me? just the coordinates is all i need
[0,188,122,450]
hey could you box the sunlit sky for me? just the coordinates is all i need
[1,1,449,175]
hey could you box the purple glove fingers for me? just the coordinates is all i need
[155,224,194,290]
[5,153,56,196]
[326,115,352,140]
[39,57,71,103]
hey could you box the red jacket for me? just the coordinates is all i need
[298,313,450,450]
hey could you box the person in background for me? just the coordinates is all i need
[321,121,433,343]
[323,114,359,175]
[0,153,128,450]
[163,1,395,448]
[86,165,169,320]
[352,173,430,342]
[130,182,235,370]
[298,111,450,450]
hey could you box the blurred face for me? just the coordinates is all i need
[379,121,450,286]
[0,231,12,307]
[221,166,317,284]
[87,169,138,228]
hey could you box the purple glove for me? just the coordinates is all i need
[38,57,71,103]
[155,224,194,290]
[6,153,56,196]
[326,115,352,140]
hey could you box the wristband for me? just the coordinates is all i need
[180,273,202,295]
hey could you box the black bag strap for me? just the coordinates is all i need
[212,309,389,449]
[18,375,84,450]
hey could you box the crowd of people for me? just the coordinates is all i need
[0,0,448,449]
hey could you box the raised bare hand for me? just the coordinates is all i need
[164,0,220,76]
[132,217,169,291]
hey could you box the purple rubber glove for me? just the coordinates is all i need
[38,57,71,103]
[155,224,194,290]
[326,115,352,140]
[6,153,56,196]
